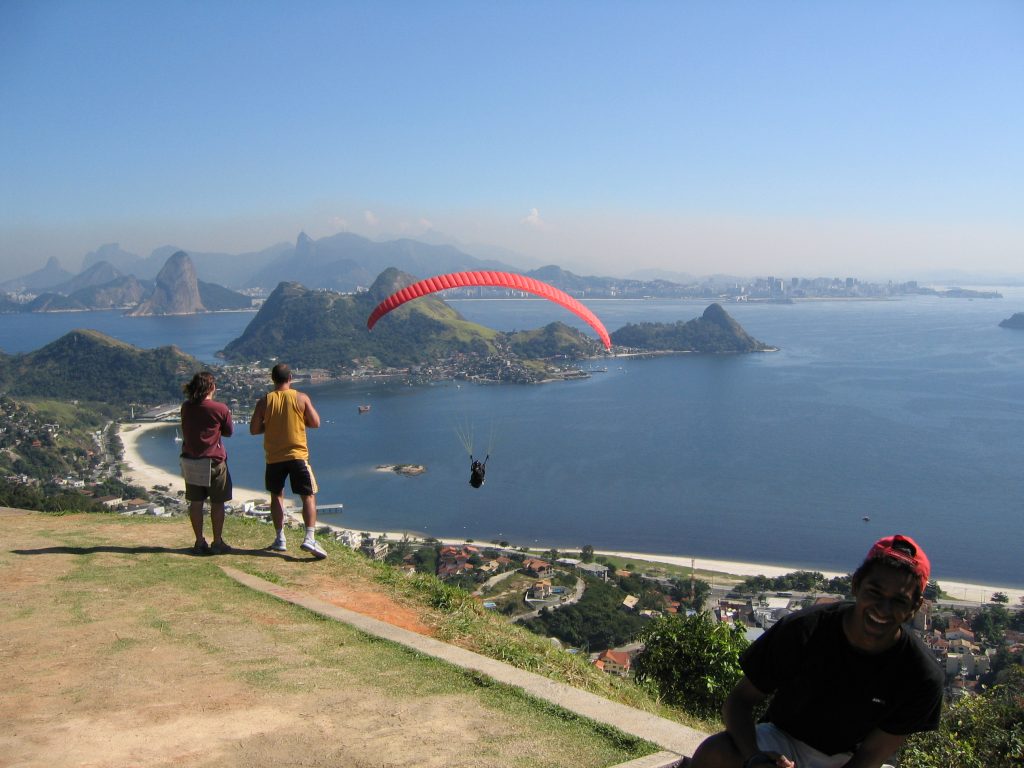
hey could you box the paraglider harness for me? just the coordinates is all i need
[469,455,488,488]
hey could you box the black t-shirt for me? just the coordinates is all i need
[741,602,944,755]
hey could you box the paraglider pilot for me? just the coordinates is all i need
[469,455,488,488]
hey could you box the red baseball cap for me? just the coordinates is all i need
[865,534,931,593]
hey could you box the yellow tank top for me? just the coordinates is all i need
[263,389,309,463]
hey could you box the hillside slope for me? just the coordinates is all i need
[0,511,681,767]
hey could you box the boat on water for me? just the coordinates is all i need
[357,405,371,414]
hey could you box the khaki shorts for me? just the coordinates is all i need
[184,461,233,503]
[756,723,895,768]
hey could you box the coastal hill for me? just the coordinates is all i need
[223,270,772,370]
[610,303,773,352]
[0,328,198,403]
[221,268,505,368]
[999,312,1024,329]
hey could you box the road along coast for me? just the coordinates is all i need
[118,422,1024,604]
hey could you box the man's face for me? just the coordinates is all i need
[846,562,921,652]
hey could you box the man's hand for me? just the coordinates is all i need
[744,752,794,768]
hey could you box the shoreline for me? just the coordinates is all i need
[118,421,268,505]
[118,421,1024,604]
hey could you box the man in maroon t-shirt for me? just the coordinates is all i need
[180,371,234,554]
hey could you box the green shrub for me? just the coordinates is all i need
[633,612,748,720]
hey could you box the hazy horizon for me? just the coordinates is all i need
[2,3,1022,283]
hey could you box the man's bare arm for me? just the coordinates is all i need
[249,397,267,435]
[301,394,320,429]
[722,677,794,768]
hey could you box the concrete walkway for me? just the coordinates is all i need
[221,566,704,768]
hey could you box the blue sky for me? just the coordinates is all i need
[1,1,1022,281]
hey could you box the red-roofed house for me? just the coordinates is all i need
[593,650,632,677]
[522,558,552,577]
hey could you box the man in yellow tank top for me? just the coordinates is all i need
[249,363,326,559]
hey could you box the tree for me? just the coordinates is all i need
[633,612,749,720]
[972,604,1010,645]
[581,544,595,563]
[520,576,646,650]
[900,665,1024,767]
[671,577,711,612]
[991,591,1010,604]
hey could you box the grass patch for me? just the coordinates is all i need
[108,636,143,653]
[5,511,698,765]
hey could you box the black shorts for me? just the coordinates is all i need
[265,459,318,497]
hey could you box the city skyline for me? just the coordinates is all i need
[2,2,1022,283]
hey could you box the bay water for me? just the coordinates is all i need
[3,293,1022,587]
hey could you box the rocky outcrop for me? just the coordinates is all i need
[70,275,147,309]
[609,302,774,352]
[127,251,205,316]
[999,313,1024,329]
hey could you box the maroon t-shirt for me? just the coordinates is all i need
[180,399,233,463]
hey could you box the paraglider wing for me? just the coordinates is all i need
[366,271,612,349]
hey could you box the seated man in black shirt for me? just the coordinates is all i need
[689,534,943,768]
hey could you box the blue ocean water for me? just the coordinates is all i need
[3,294,1022,586]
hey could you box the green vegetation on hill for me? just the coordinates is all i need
[507,322,603,358]
[223,270,603,370]
[0,329,199,404]
[222,278,500,368]
[3,512,661,768]
[901,666,1024,768]
[610,303,771,352]
[522,576,649,650]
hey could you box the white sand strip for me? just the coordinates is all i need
[118,421,267,505]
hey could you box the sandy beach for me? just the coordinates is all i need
[118,421,268,505]
[118,421,1024,604]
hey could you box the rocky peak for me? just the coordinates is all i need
[127,251,205,316]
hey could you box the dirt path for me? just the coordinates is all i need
[0,510,642,768]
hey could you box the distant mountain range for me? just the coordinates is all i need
[0,265,773,398]
[1,251,251,315]
[1,231,707,303]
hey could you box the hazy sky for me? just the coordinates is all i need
[2,1,1022,282]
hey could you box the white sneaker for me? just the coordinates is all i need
[301,539,327,559]
[268,536,287,552]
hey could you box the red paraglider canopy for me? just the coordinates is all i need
[366,270,612,349]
